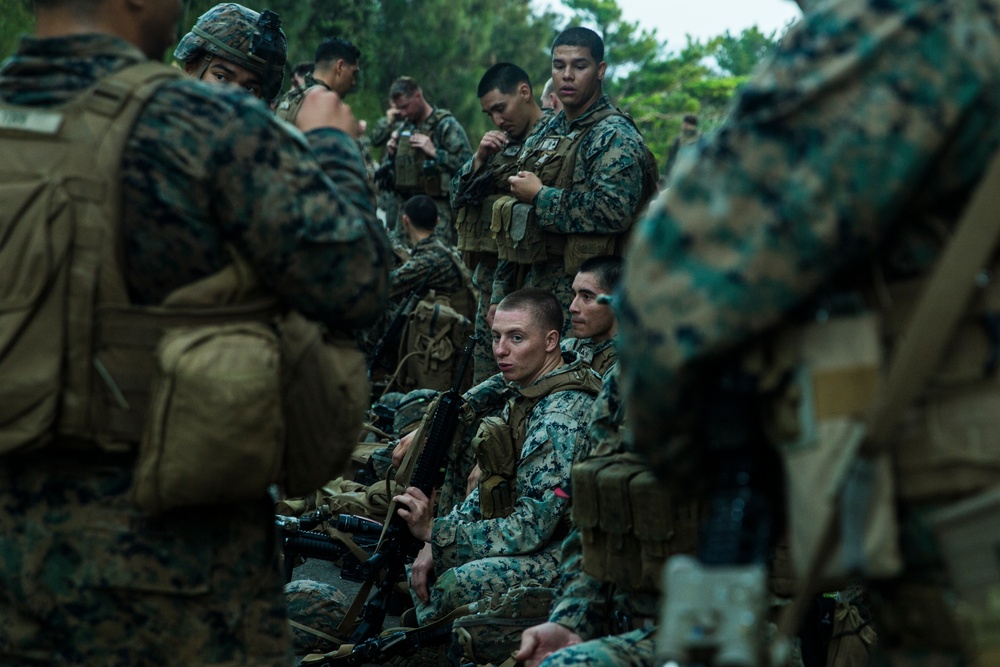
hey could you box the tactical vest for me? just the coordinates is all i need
[472,363,602,518]
[493,106,659,274]
[393,108,453,197]
[453,141,524,255]
[0,63,367,510]
[397,242,478,393]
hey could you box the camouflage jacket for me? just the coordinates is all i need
[548,366,658,638]
[561,336,618,378]
[0,35,391,328]
[619,0,1000,466]
[389,236,468,300]
[523,94,647,236]
[431,354,597,569]
[387,108,473,197]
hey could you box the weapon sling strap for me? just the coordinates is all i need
[776,146,1000,652]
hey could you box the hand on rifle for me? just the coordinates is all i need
[409,542,435,604]
[392,430,419,469]
[393,486,434,542]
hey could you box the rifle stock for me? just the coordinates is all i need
[348,336,476,647]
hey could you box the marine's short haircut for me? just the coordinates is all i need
[540,77,555,100]
[683,114,698,126]
[315,37,360,67]
[497,288,564,336]
[403,195,439,231]
[477,62,532,98]
[390,76,420,100]
[292,61,313,77]
[578,255,622,293]
[552,26,605,63]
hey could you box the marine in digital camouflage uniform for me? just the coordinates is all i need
[517,367,657,667]
[393,290,598,654]
[561,255,622,378]
[0,2,390,665]
[452,62,549,386]
[619,0,1000,661]
[381,76,473,246]
[494,28,650,331]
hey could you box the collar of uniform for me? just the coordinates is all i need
[558,93,613,131]
[506,349,586,393]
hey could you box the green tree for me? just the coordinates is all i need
[0,0,33,60]
[714,25,778,76]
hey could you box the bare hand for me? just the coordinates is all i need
[473,130,509,171]
[408,132,437,158]
[387,130,399,156]
[508,171,543,203]
[515,622,582,667]
[296,88,356,136]
[393,486,434,542]
[386,107,402,122]
[392,430,418,470]
[410,542,435,604]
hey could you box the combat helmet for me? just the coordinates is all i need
[174,3,287,102]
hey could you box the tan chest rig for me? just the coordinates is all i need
[471,365,601,518]
[0,63,366,513]
[393,108,452,197]
[454,141,524,256]
[491,107,656,275]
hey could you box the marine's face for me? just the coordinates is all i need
[492,307,558,386]
[569,272,616,342]
[333,60,360,97]
[186,56,264,98]
[393,93,423,123]
[480,86,532,139]
[551,45,606,116]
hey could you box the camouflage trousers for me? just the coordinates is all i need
[0,451,293,667]
[540,627,656,667]
[411,548,561,625]
[472,254,499,385]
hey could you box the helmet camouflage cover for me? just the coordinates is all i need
[174,3,287,102]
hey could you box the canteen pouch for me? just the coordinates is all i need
[573,452,699,593]
[491,196,550,265]
[280,312,369,497]
[473,415,518,519]
[132,322,284,513]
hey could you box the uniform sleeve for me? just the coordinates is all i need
[491,259,516,305]
[618,0,1000,454]
[388,248,434,299]
[430,392,594,570]
[433,116,474,178]
[533,118,646,234]
[206,96,392,328]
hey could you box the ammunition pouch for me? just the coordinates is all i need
[490,195,562,265]
[572,452,700,593]
[455,194,501,254]
[472,415,518,519]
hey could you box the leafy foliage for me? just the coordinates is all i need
[0,0,788,175]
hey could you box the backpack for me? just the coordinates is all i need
[0,61,181,455]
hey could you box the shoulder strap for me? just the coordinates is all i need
[509,365,602,446]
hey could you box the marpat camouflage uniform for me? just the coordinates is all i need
[389,236,468,300]
[619,0,1000,659]
[493,95,648,327]
[413,354,598,624]
[0,34,390,666]
[386,109,472,245]
[452,114,550,384]
[542,366,658,667]
[561,336,618,378]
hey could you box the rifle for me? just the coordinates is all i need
[277,511,382,583]
[367,271,432,378]
[345,336,476,651]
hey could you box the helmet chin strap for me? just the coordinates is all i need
[196,54,214,82]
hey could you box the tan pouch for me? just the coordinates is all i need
[473,415,518,518]
[492,196,548,265]
[563,233,617,276]
[133,322,284,513]
[281,312,369,497]
[762,313,902,587]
